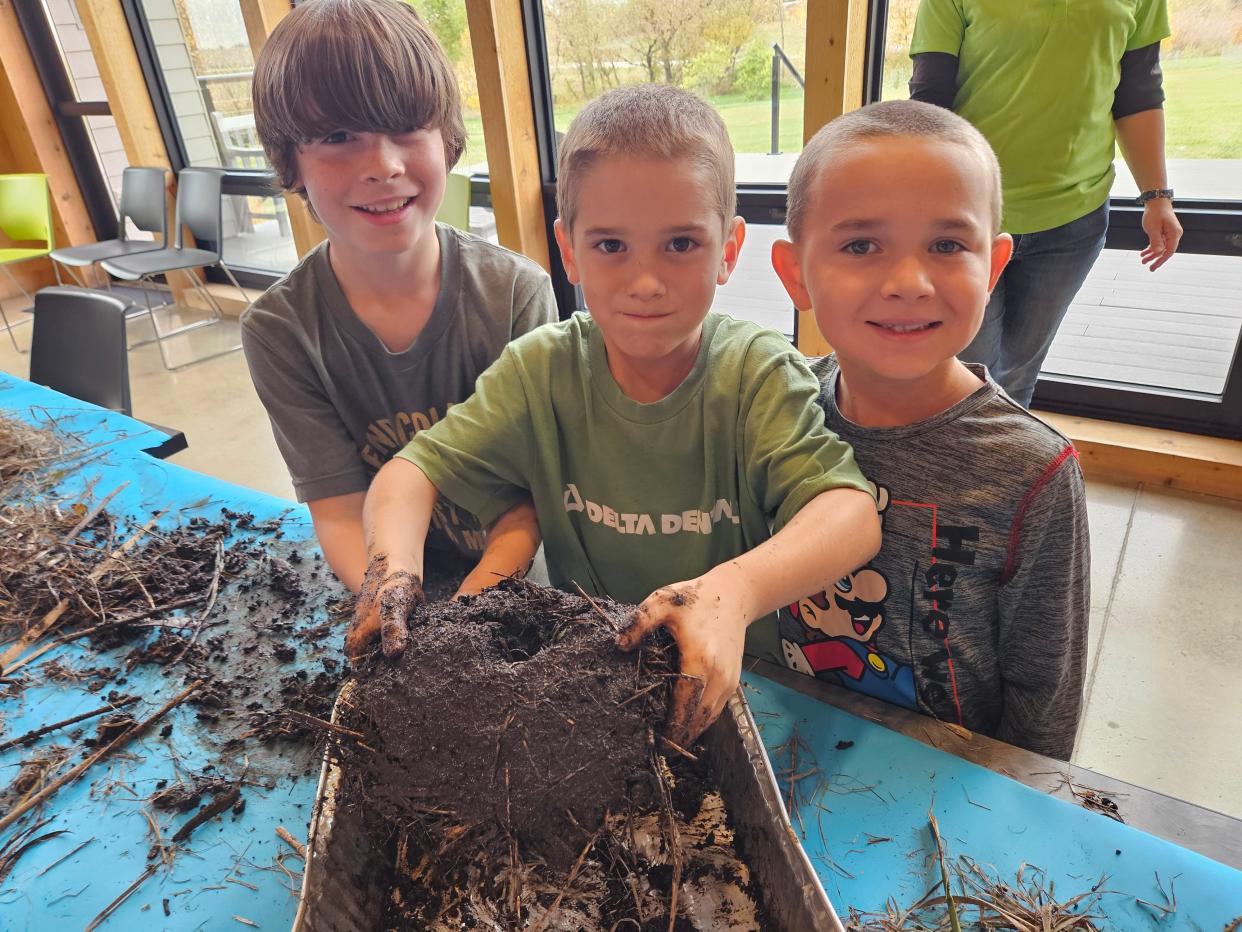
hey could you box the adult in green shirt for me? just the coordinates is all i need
[910,0,1183,407]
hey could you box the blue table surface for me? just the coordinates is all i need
[3,373,1241,930]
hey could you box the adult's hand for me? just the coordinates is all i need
[345,554,425,661]
[1140,198,1182,272]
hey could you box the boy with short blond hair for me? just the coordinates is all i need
[241,0,556,594]
[771,100,1088,760]
[350,84,881,745]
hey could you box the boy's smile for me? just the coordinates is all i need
[773,137,1011,419]
[295,128,447,251]
[554,155,744,403]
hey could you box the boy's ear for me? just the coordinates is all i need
[771,238,812,311]
[716,216,746,286]
[988,233,1013,293]
[553,219,581,285]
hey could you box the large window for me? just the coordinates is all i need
[126,0,494,277]
[541,0,806,185]
[875,0,1242,438]
[532,0,802,319]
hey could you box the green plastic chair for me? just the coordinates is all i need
[435,171,471,232]
[0,173,54,353]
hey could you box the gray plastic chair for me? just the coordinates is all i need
[101,167,245,370]
[49,166,167,283]
[29,286,187,458]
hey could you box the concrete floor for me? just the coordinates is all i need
[3,293,1241,822]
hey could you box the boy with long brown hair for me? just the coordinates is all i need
[243,0,555,596]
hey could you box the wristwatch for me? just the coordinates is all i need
[1136,188,1174,205]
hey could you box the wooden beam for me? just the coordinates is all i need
[796,0,870,352]
[237,0,325,258]
[794,307,831,356]
[802,0,850,142]
[1039,412,1242,503]
[803,0,869,142]
[465,0,550,270]
[0,0,98,297]
[75,0,201,294]
[76,0,170,173]
[842,0,869,113]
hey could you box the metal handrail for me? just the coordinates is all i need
[770,43,805,155]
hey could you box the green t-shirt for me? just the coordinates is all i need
[397,312,871,656]
[911,0,1169,234]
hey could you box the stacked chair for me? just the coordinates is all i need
[0,173,54,352]
[101,167,246,371]
[50,166,168,287]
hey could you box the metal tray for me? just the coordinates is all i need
[292,681,844,932]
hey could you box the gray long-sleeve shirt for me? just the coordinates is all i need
[772,358,1089,759]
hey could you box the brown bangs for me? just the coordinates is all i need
[253,0,466,192]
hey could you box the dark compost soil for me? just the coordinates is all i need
[334,580,766,931]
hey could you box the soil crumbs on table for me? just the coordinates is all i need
[336,580,764,931]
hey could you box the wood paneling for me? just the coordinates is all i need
[465,0,550,270]
[0,0,97,297]
[1041,412,1242,502]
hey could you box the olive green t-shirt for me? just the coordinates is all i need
[911,0,1170,233]
[397,312,871,657]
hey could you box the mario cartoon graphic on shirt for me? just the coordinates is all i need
[780,482,916,709]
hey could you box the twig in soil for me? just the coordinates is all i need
[225,876,259,891]
[35,836,95,876]
[650,741,682,932]
[275,826,306,859]
[616,679,665,708]
[0,679,202,834]
[658,735,699,762]
[531,819,602,932]
[0,695,139,751]
[169,540,223,666]
[272,708,376,752]
[572,581,610,621]
[502,764,523,918]
[232,916,259,927]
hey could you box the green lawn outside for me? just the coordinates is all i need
[461,55,1240,172]
[1162,56,1242,160]
[882,54,1241,161]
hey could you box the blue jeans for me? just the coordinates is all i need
[961,201,1109,408]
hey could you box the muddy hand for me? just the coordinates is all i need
[617,579,744,748]
[346,554,425,661]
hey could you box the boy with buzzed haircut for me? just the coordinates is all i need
[242,0,555,596]
[350,84,881,746]
[770,100,1089,760]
